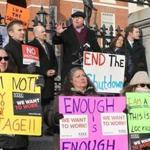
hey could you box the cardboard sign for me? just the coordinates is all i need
[83,51,125,93]
[22,44,40,67]
[0,73,42,136]
[5,3,29,27]
[59,96,128,150]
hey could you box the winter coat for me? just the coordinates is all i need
[52,25,101,80]
[29,39,58,104]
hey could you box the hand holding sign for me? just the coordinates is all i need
[27,62,36,73]
[35,75,45,88]
[54,112,64,124]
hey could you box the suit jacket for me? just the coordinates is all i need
[52,25,101,79]
[125,39,147,82]
[29,39,58,104]
[4,37,27,73]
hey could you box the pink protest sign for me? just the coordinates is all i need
[59,96,128,150]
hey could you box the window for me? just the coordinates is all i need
[72,8,83,14]
[101,12,115,35]
[101,12,115,47]
[100,0,116,4]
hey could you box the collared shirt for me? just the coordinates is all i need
[128,39,134,48]
[38,39,50,59]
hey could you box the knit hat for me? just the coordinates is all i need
[129,71,150,86]
[71,11,86,18]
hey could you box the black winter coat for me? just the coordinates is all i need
[47,86,98,133]
[52,25,101,80]
[29,39,58,104]
[124,39,147,82]
[1,38,28,148]
[0,135,28,149]
[4,37,27,73]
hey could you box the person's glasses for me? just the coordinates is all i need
[0,56,9,61]
[137,84,150,89]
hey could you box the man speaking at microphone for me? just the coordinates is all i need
[52,11,101,81]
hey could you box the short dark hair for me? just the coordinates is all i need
[125,24,139,37]
[7,19,24,32]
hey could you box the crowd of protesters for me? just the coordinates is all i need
[0,10,149,150]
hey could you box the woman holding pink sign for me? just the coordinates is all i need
[45,67,97,149]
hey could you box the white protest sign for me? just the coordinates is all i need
[22,44,40,67]
[60,115,88,139]
[83,51,125,93]
[101,113,127,135]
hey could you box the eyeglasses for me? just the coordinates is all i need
[0,56,9,61]
[137,84,150,89]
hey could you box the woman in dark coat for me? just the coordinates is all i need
[45,67,97,150]
[0,48,28,150]
[103,33,126,55]
[61,67,97,96]
[121,71,150,150]
[103,33,130,86]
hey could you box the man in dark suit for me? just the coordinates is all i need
[124,24,147,83]
[29,25,58,135]
[29,25,58,106]
[52,11,101,81]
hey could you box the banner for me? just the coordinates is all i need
[5,3,29,27]
[22,44,40,67]
[127,93,150,150]
[83,51,125,93]
[59,96,128,150]
[0,73,42,136]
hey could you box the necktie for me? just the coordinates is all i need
[43,43,50,60]
[130,42,134,48]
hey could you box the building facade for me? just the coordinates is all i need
[0,0,129,42]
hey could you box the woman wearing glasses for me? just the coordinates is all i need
[122,71,150,150]
[0,48,28,150]
[122,71,150,93]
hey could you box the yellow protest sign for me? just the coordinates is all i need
[0,73,42,136]
[126,92,150,134]
[5,3,30,27]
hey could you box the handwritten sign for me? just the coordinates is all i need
[127,93,150,134]
[59,96,128,150]
[22,44,40,67]
[0,73,42,136]
[5,3,29,27]
[83,51,125,93]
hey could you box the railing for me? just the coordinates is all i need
[0,13,124,95]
